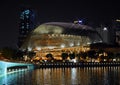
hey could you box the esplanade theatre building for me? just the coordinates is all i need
[21,22,102,60]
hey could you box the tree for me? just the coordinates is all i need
[81,52,87,59]
[98,49,104,54]
[107,52,114,62]
[1,47,17,60]
[15,50,24,60]
[87,50,97,62]
[69,52,75,60]
[46,53,54,60]
[76,52,81,61]
[116,53,120,62]
[61,52,68,60]
[28,51,36,59]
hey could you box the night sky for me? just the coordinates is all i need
[0,0,120,48]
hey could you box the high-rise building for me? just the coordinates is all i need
[95,25,115,45]
[18,8,36,48]
[113,19,120,45]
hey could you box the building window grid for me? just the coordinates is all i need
[18,9,35,47]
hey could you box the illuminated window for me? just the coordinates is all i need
[21,26,24,29]
[26,15,29,19]
[20,15,24,20]
[24,10,30,15]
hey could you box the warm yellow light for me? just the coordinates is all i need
[116,19,120,22]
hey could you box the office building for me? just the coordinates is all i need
[18,8,36,47]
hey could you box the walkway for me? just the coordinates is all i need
[0,60,34,76]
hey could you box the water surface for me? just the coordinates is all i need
[0,67,120,85]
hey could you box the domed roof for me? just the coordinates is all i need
[21,22,102,51]
[33,22,95,35]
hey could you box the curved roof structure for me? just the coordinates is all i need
[21,22,102,51]
[33,22,95,35]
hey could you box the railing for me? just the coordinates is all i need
[34,62,120,68]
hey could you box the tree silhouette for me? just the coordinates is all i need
[61,52,68,60]
[46,53,54,60]
[69,52,75,60]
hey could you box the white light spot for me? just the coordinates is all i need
[103,27,107,31]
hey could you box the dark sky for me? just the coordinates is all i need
[0,0,120,48]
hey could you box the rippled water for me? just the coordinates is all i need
[0,67,120,85]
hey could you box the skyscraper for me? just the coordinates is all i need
[96,24,116,45]
[18,8,36,48]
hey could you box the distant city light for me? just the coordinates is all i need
[116,19,120,22]
[103,27,108,31]
[69,42,74,47]
[24,10,30,15]
[87,42,91,45]
[36,47,41,50]
[74,20,83,24]
[61,44,65,48]
[76,42,80,46]
[78,20,83,24]
[28,47,32,51]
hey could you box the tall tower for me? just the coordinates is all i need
[18,8,36,48]
[113,19,120,45]
[96,26,110,44]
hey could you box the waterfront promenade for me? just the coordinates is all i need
[34,62,120,68]
[0,60,120,76]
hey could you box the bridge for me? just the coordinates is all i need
[0,60,34,76]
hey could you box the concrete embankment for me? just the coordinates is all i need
[34,62,120,68]
[0,60,34,76]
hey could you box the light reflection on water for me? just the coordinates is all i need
[0,67,120,85]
